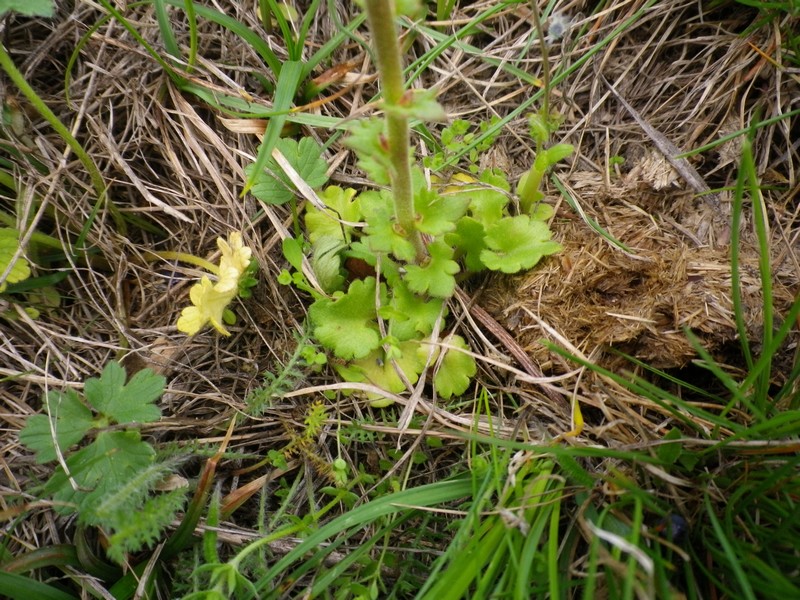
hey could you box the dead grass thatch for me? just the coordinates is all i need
[0,0,798,582]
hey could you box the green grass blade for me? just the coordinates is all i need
[241,60,304,197]
[704,493,757,600]
[265,0,300,59]
[96,0,183,83]
[302,13,367,82]
[742,138,774,412]
[161,0,282,76]
[729,130,751,368]
[432,0,661,171]
[0,573,78,600]
[184,0,198,70]
[0,43,124,234]
[153,0,181,58]
[247,477,474,596]
[676,108,800,158]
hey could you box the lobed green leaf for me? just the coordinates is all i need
[247,137,329,205]
[480,215,561,274]
[404,240,460,298]
[84,361,164,424]
[308,277,383,360]
[19,390,94,464]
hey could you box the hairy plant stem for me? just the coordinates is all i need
[363,0,426,262]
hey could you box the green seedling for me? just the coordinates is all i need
[19,361,186,564]
[424,117,501,173]
[516,112,574,215]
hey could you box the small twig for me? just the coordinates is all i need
[454,286,568,409]
[601,74,721,213]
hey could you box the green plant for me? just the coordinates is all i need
[257,0,566,406]
[18,361,186,563]
[423,117,501,174]
[0,228,30,292]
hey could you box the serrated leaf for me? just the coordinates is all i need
[429,335,476,399]
[46,431,155,512]
[305,186,361,244]
[247,137,329,205]
[0,228,31,293]
[335,341,426,407]
[19,390,94,464]
[480,215,561,274]
[404,240,459,298]
[0,0,54,17]
[84,362,164,424]
[308,278,382,360]
[359,190,417,262]
[415,188,469,236]
[104,489,187,564]
[344,119,392,185]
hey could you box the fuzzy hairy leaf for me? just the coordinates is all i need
[19,390,94,464]
[344,119,392,185]
[480,215,561,273]
[308,278,383,360]
[84,362,164,424]
[46,431,155,512]
[359,190,417,262]
[247,137,329,205]
[104,489,187,564]
[385,88,446,122]
[88,457,186,525]
[404,240,460,298]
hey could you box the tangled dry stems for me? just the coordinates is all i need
[0,0,797,569]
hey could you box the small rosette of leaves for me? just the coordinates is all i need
[291,165,559,405]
